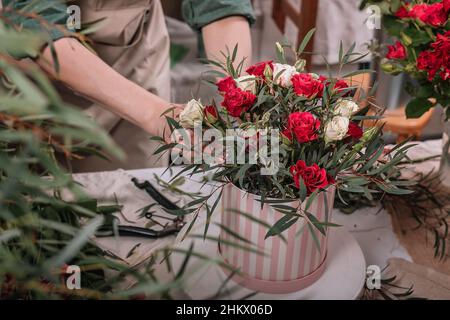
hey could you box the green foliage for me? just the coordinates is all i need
[155,37,414,241]
[361,0,450,117]
[0,6,202,300]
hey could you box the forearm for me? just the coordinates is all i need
[37,38,169,136]
[202,16,252,71]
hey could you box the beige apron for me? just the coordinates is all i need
[62,0,170,172]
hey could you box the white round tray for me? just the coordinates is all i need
[172,222,366,300]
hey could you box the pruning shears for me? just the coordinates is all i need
[95,178,185,239]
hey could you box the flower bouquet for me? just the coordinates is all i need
[360,0,450,186]
[155,34,412,292]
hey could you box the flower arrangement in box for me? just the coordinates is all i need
[155,32,412,293]
[360,0,450,186]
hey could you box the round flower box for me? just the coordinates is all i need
[219,182,335,294]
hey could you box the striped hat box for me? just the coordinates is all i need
[219,183,335,293]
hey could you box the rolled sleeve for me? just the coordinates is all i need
[182,0,255,32]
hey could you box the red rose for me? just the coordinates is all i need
[347,122,363,140]
[420,31,450,80]
[334,79,349,92]
[287,112,321,143]
[395,4,410,18]
[409,4,428,21]
[386,41,407,60]
[417,50,441,80]
[290,160,333,195]
[423,3,448,27]
[445,0,450,12]
[292,73,324,99]
[410,3,448,26]
[221,88,256,117]
[246,60,274,77]
[216,76,236,93]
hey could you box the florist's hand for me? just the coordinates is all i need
[160,103,184,144]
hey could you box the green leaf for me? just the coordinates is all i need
[44,215,104,269]
[298,28,316,55]
[265,214,297,240]
[406,98,433,118]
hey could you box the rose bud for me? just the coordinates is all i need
[204,105,218,124]
[281,129,293,145]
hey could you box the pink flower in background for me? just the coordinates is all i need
[386,41,407,60]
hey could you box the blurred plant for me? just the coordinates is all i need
[361,270,418,300]
[0,2,214,300]
[360,0,450,119]
[383,171,450,260]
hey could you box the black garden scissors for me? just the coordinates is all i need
[96,178,186,239]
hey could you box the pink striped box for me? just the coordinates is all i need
[219,183,335,294]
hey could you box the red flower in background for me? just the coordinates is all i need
[333,79,350,92]
[290,160,333,194]
[408,3,448,27]
[408,3,428,20]
[417,50,440,80]
[246,60,274,77]
[386,41,407,60]
[347,122,363,140]
[320,76,350,96]
[287,112,321,143]
[417,31,450,81]
[422,3,448,26]
[395,4,410,18]
[221,88,256,117]
[216,76,236,93]
[292,73,324,99]
[396,2,449,26]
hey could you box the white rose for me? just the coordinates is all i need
[334,99,359,118]
[325,116,350,143]
[179,99,204,128]
[236,75,257,94]
[273,63,298,87]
